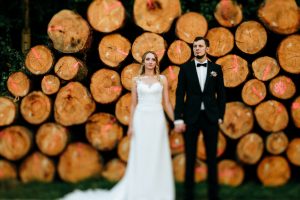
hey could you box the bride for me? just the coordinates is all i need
[61,51,175,200]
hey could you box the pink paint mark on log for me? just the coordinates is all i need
[168,66,176,80]
[0,131,4,138]
[220,0,230,17]
[31,48,41,61]
[195,166,206,174]
[110,86,122,93]
[217,148,223,156]
[252,86,263,99]
[47,25,64,32]
[116,48,128,56]
[273,81,287,95]
[0,169,3,177]
[277,103,284,114]
[292,102,300,110]
[104,1,122,14]
[232,55,239,73]
[76,143,84,157]
[8,78,18,90]
[176,43,182,54]
[262,63,271,81]
[219,168,235,177]
[146,0,155,9]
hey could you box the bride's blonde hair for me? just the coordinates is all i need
[139,51,160,78]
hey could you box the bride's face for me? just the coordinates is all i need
[144,53,157,71]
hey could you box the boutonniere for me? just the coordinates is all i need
[210,71,217,77]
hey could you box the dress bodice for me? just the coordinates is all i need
[136,76,163,108]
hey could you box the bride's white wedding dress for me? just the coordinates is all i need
[61,76,175,200]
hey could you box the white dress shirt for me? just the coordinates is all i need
[174,59,208,125]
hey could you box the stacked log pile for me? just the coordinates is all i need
[1,0,300,188]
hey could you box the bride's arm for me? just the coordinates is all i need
[127,78,138,137]
[161,75,174,121]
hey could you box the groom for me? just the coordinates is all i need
[174,36,226,200]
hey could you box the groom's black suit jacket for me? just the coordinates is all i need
[175,60,226,124]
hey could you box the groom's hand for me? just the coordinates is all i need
[174,123,186,133]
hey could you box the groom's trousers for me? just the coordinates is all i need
[183,110,219,200]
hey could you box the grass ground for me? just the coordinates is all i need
[1,178,300,200]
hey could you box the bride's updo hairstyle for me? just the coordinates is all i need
[139,51,160,77]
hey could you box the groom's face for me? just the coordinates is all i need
[193,40,208,58]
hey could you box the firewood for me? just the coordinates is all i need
[58,142,103,183]
[257,156,290,186]
[90,69,123,104]
[41,75,60,95]
[19,152,55,183]
[7,71,31,97]
[48,9,92,53]
[175,12,208,43]
[258,0,300,35]
[36,123,69,156]
[216,54,249,88]
[87,0,125,33]
[206,27,234,57]
[85,113,123,151]
[20,91,51,125]
[133,0,181,34]
[25,45,54,75]
[254,100,289,132]
[241,79,266,106]
[0,97,17,126]
[214,0,243,27]
[252,56,280,81]
[0,125,32,161]
[235,21,267,54]
[220,102,254,139]
[98,33,131,67]
[54,56,88,81]
[237,133,264,164]
[266,132,288,155]
[54,82,96,126]
[269,75,296,99]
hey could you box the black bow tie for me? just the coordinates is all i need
[197,63,207,67]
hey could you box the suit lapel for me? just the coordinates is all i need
[189,61,202,92]
[203,61,213,93]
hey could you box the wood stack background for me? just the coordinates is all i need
[0,0,300,188]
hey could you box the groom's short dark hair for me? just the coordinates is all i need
[193,36,210,47]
